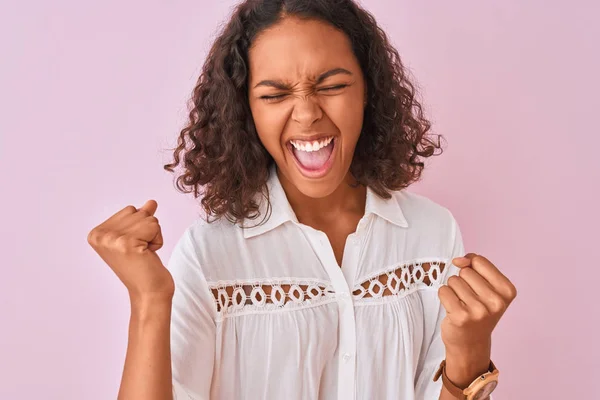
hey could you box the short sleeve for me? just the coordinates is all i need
[414,211,464,399]
[166,227,216,400]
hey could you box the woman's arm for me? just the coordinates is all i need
[88,200,215,400]
[87,200,178,400]
[115,225,216,400]
[118,296,174,400]
[438,345,492,400]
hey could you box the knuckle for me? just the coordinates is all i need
[489,296,506,313]
[507,283,518,300]
[102,230,120,244]
[472,255,484,264]
[472,305,489,320]
[87,229,99,245]
[447,275,460,286]
[438,285,450,297]
[113,235,132,253]
[454,311,469,326]
[88,228,110,246]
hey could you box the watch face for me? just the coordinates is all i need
[473,380,498,400]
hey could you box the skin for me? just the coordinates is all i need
[248,17,367,265]
[88,200,174,400]
[247,16,518,399]
[88,15,517,400]
[441,253,517,395]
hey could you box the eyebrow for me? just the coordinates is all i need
[253,68,353,89]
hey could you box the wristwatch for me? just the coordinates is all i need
[433,359,499,400]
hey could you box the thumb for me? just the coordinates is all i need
[139,199,158,216]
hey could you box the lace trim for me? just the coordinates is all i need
[209,280,335,317]
[352,259,448,300]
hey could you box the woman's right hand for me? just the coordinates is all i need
[87,199,175,301]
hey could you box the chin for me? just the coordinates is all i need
[289,175,343,199]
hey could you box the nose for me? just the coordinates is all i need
[291,96,323,128]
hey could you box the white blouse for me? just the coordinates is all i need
[167,166,465,400]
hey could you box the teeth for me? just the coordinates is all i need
[290,137,333,152]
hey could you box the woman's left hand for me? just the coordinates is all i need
[438,253,518,352]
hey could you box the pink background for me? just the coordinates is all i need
[1,1,598,398]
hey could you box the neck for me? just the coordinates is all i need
[277,168,367,225]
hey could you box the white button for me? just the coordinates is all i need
[342,352,352,363]
[339,292,350,300]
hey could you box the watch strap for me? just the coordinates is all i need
[434,359,466,398]
[433,359,497,399]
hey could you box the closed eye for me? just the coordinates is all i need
[318,84,349,93]
[259,84,349,103]
[260,94,287,103]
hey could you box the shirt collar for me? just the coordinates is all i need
[241,165,408,239]
[241,164,299,239]
[364,184,409,228]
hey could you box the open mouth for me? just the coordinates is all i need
[286,135,337,178]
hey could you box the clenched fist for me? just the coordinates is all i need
[87,200,175,301]
[438,253,517,351]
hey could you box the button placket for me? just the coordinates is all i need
[339,291,350,300]
[300,226,359,400]
[338,233,362,400]
[336,292,356,400]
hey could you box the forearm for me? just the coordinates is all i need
[438,342,491,400]
[118,296,174,400]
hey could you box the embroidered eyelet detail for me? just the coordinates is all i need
[232,287,246,310]
[289,284,304,302]
[250,286,267,307]
[306,284,322,300]
[210,280,335,317]
[271,285,286,307]
[217,288,229,311]
[353,260,447,300]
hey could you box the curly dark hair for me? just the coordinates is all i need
[164,0,443,224]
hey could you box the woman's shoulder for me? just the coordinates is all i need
[389,188,459,229]
[388,189,464,262]
[181,213,245,249]
[166,214,248,280]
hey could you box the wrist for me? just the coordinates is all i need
[444,341,492,388]
[129,294,172,323]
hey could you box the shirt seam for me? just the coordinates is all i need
[353,285,441,307]
[215,298,338,321]
[352,256,451,290]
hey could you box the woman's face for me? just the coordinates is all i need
[248,16,366,199]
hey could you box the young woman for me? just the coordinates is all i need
[88,1,517,399]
